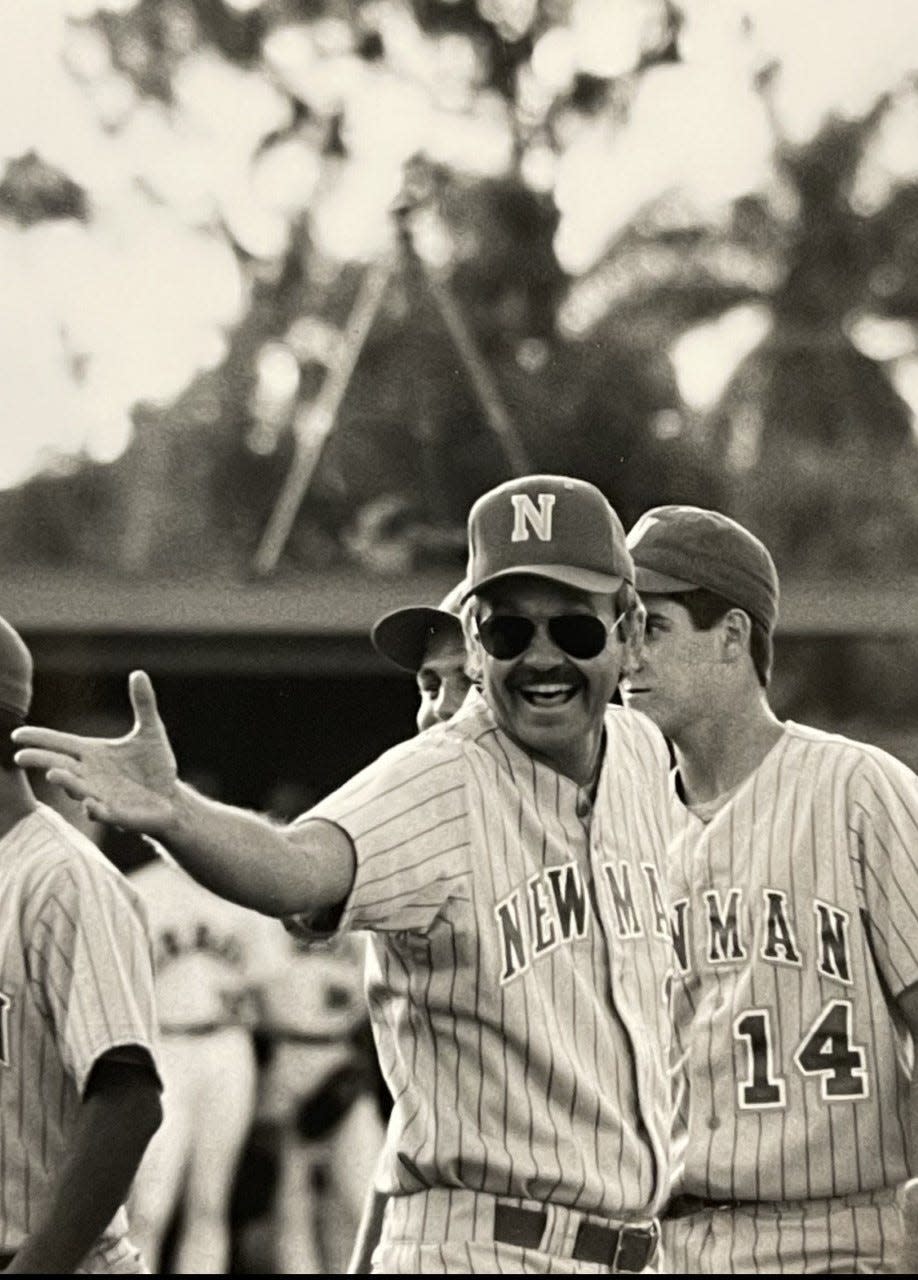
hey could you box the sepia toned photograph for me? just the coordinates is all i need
[1,0,917,1273]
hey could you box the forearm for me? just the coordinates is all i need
[157,784,354,917]
[7,1075,161,1274]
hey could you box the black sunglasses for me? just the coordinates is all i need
[476,612,624,661]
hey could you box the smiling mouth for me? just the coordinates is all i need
[517,683,580,708]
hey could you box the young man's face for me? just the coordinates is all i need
[473,576,625,784]
[620,593,722,739]
[415,629,472,733]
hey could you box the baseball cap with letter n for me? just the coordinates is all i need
[627,505,780,632]
[462,474,633,602]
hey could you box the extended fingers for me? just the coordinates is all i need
[11,726,87,756]
[83,797,113,824]
[13,748,83,774]
[46,768,94,803]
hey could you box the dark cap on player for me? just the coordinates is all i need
[627,505,780,632]
[462,475,633,602]
[0,614,33,719]
[371,581,465,674]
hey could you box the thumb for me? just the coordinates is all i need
[127,670,161,734]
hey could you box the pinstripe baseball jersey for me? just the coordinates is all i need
[286,689,676,1222]
[128,858,286,1030]
[0,803,160,1268]
[668,722,918,1209]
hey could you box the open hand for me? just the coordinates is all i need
[13,671,180,836]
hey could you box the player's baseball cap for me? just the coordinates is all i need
[371,581,465,674]
[462,475,633,602]
[627,505,780,632]
[0,614,33,719]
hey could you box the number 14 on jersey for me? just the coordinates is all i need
[734,999,868,1108]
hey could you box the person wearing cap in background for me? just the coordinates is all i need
[14,474,678,1275]
[0,615,163,1272]
[370,580,473,734]
[622,505,918,1274]
[345,581,472,1273]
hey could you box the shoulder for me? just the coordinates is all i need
[603,703,672,773]
[358,717,470,782]
[304,719,469,827]
[785,721,918,808]
[20,806,145,918]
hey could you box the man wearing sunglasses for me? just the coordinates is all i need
[622,505,918,1274]
[13,474,677,1275]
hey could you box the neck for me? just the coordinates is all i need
[0,770,36,839]
[531,723,606,790]
[672,691,784,805]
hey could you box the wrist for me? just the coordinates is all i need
[153,778,199,844]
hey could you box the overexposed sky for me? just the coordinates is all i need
[1,0,916,489]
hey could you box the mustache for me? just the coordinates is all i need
[508,665,583,690]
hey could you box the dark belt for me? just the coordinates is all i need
[492,1203,658,1272]
[667,1193,748,1218]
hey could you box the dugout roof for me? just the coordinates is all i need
[2,567,916,675]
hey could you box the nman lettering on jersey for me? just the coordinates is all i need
[671,886,853,983]
[510,492,556,542]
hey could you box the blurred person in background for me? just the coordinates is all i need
[255,781,385,1275]
[127,772,287,1275]
[0,617,162,1273]
[347,583,472,1273]
[623,506,918,1273]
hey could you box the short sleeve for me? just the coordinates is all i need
[285,732,472,939]
[28,861,161,1095]
[850,751,918,999]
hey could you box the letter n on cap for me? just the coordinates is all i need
[511,493,556,542]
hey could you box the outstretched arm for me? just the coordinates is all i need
[13,671,355,917]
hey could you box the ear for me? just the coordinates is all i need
[720,608,751,664]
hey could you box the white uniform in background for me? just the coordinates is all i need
[258,932,385,1275]
[128,857,286,1275]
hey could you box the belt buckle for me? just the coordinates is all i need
[612,1222,657,1273]
[610,1228,626,1273]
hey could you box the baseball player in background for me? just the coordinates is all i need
[623,505,918,1273]
[14,475,677,1275]
[370,580,472,734]
[346,582,472,1273]
[253,780,384,1275]
[258,927,384,1274]
[127,849,285,1274]
[0,615,163,1273]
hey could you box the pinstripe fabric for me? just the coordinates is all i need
[667,724,918,1270]
[287,691,675,1258]
[0,804,160,1270]
[661,1187,899,1274]
[375,1188,662,1274]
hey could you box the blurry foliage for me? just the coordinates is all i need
[0,0,916,584]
